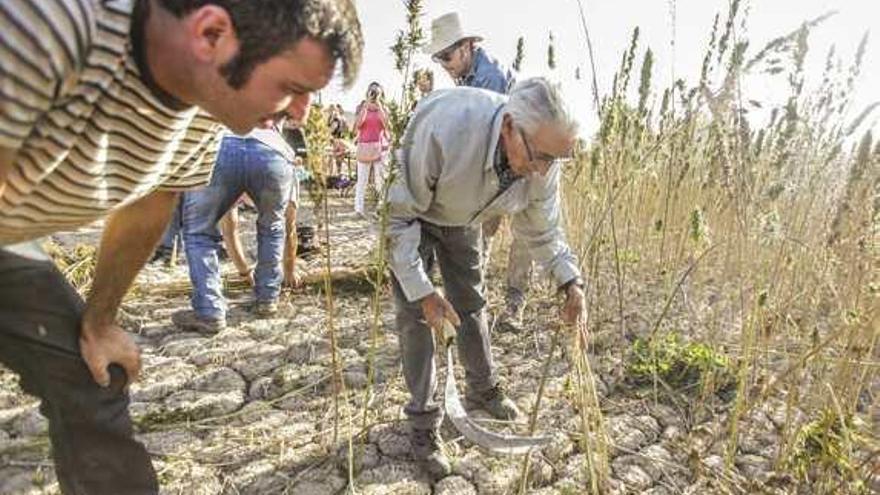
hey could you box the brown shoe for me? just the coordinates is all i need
[410,428,451,479]
[466,384,522,421]
[253,300,279,318]
[171,310,225,334]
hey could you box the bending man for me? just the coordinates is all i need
[387,78,587,478]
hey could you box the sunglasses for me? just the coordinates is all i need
[432,42,462,64]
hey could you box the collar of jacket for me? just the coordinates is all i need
[482,102,507,172]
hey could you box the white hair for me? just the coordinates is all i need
[506,77,579,137]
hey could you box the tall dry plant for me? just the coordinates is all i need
[303,104,355,473]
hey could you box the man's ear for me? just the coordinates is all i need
[186,5,238,63]
[501,113,514,136]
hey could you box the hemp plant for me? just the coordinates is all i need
[303,103,353,452]
[561,1,877,490]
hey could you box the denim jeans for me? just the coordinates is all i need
[182,136,293,320]
[391,222,497,429]
[0,248,158,494]
[157,196,184,252]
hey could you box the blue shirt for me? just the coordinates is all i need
[458,47,512,95]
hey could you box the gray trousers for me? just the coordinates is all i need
[392,222,498,429]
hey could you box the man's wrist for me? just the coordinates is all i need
[418,290,438,304]
[81,305,116,333]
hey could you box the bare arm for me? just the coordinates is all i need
[282,203,300,287]
[220,207,253,281]
[378,104,390,127]
[80,190,179,386]
[378,106,391,143]
[354,102,368,130]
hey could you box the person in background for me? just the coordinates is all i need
[173,121,299,333]
[416,68,435,98]
[425,12,511,94]
[220,152,303,290]
[353,81,390,218]
[328,103,352,178]
[410,67,435,112]
[425,12,532,332]
[282,119,310,161]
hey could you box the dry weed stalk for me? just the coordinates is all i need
[563,2,877,490]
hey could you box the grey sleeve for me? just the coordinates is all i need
[386,127,442,302]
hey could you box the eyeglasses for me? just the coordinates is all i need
[518,126,570,166]
[432,42,462,64]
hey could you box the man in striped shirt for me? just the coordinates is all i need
[0,1,362,493]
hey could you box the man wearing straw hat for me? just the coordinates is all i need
[425,12,511,93]
[426,12,537,334]
[387,77,587,478]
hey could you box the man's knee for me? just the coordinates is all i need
[42,363,131,428]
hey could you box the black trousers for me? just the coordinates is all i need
[0,248,157,494]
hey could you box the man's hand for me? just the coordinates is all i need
[80,318,141,388]
[561,284,587,326]
[420,291,461,332]
[283,267,303,288]
[239,267,255,287]
[80,190,177,387]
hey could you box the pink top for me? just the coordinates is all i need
[358,107,386,143]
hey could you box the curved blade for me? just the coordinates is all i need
[444,345,552,455]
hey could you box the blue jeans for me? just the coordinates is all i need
[182,136,293,320]
[158,196,184,252]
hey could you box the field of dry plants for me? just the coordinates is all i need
[0,1,878,494]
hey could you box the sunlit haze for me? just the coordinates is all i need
[324,0,878,138]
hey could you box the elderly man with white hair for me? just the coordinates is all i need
[387,77,587,477]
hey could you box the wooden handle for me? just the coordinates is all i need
[440,319,457,347]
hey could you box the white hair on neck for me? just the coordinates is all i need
[506,77,579,137]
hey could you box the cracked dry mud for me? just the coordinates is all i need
[0,196,877,494]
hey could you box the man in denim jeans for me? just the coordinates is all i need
[172,126,296,333]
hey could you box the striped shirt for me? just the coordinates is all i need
[0,0,222,245]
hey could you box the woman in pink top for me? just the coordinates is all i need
[353,81,390,216]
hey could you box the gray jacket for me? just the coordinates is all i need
[387,87,581,302]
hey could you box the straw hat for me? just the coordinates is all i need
[423,12,482,55]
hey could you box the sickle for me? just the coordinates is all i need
[440,319,552,455]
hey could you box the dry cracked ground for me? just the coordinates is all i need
[1,194,877,494]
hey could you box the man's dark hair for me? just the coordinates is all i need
[158,0,363,89]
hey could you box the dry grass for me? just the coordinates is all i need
[561,3,878,492]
